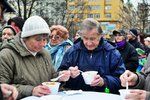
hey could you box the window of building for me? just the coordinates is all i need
[69,0,75,2]
[77,6,83,10]
[105,0,111,3]
[88,0,99,2]
[105,5,111,10]
[105,13,111,18]
[69,5,75,10]
[94,14,100,18]
[87,14,94,18]
[90,5,101,10]
[77,14,83,19]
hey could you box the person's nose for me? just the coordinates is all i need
[39,40,47,47]
[86,40,92,45]
[3,34,9,39]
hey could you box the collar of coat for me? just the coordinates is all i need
[1,35,46,57]
[73,37,116,52]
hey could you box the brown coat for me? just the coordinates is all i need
[133,54,150,100]
[0,35,57,99]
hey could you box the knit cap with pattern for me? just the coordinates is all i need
[21,16,50,38]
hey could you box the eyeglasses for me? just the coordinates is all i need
[81,36,100,42]
[49,35,60,40]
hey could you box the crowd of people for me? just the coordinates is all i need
[0,15,150,100]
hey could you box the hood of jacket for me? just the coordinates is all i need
[1,35,45,57]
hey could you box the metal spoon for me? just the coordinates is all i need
[51,74,64,82]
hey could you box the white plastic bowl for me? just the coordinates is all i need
[119,89,131,100]
[82,71,98,85]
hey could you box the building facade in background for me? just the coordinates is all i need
[68,0,124,34]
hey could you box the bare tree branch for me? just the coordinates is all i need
[27,0,36,18]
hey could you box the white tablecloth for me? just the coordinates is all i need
[21,91,121,100]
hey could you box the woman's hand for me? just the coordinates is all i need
[1,83,18,100]
[32,85,50,97]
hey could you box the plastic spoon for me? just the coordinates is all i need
[51,74,64,82]
[126,81,128,90]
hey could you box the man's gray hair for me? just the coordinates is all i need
[80,18,103,34]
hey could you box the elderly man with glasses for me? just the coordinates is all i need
[58,18,126,94]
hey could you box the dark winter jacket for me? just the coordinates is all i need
[58,38,126,94]
[129,38,144,50]
[144,46,150,56]
[117,42,139,72]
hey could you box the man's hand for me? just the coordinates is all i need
[58,70,71,82]
[120,70,138,87]
[125,89,146,100]
[69,66,80,78]
[90,75,104,87]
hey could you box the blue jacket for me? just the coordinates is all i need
[58,38,125,94]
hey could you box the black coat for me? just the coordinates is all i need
[129,39,144,50]
[117,42,139,72]
[144,46,150,56]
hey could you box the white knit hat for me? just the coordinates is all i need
[144,37,150,42]
[21,16,50,38]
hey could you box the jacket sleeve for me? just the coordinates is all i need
[103,50,126,93]
[58,48,78,71]
[146,92,150,100]
[0,86,3,100]
[13,84,34,99]
[0,49,34,99]
[125,46,139,72]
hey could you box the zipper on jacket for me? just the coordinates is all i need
[90,53,92,59]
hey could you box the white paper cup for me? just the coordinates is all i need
[119,89,130,100]
[42,82,60,94]
[82,71,98,85]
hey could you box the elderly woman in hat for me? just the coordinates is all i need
[45,25,73,71]
[0,16,70,99]
[113,30,138,72]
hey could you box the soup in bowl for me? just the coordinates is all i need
[42,82,60,94]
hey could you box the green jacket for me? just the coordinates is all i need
[0,35,58,99]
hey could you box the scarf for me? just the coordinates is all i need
[116,40,126,49]
[45,39,73,70]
